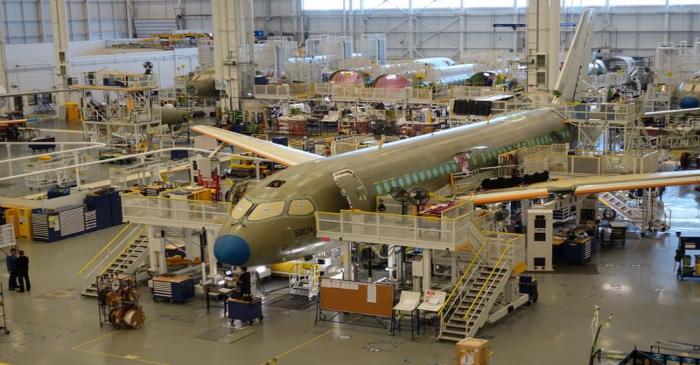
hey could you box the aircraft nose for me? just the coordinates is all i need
[214,234,251,266]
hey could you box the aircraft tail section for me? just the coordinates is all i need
[552,9,593,103]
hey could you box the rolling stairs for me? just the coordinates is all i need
[439,264,511,342]
[289,263,320,299]
[80,225,150,297]
[598,191,669,231]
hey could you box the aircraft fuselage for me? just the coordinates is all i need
[214,108,575,266]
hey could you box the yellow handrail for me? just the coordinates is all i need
[98,225,148,277]
[76,223,134,276]
[437,240,488,318]
[463,244,511,322]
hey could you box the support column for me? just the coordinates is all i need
[51,0,71,106]
[422,249,432,292]
[547,0,560,91]
[148,226,167,275]
[526,0,560,94]
[459,0,466,61]
[0,6,8,94]
[408,0,415,58]
[342,241,352,280]
[83,0,91,40]
[205,229,218,277]
[125,0,134,38]
[37,0,47,43]
[211,0,253,116]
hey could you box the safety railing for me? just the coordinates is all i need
[121,192,230,230]
[110,232,148,277]
[77,223,137,276]
[558,102,637,125]
[254,84,292,99]
[77,223,146,292]
[462,242,513,337]
[449,86,503,99]
[438,239,487,334]
[315,206,484,251]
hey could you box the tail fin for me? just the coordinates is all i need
[552,9,593,104]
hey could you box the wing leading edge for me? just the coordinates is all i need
[192,125,323,166]
[461,170,700,205]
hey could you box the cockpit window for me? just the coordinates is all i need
[248,201,286,221]
[288,199,315,216]
[231,198,253,220]
[267,180,286,188]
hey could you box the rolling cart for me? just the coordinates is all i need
[96,273,145,329]
[0,283,9,335]
[674,233,700,281]
[226,298,263,325]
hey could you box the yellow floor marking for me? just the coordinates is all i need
[71,320,169,365]
[261,320,353,365]
[72,348,169,365]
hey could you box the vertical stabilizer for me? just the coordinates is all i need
[552,9,593,103]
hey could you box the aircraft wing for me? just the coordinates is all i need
[643,107,700,117]
[192,125,323,166]
[461,170,700,205]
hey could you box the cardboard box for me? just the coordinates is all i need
[456,338,489,365]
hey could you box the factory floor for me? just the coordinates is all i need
[0,185,699,365]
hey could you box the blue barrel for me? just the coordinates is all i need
[272,136,288,146]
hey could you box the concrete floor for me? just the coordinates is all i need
[1,164,699,364]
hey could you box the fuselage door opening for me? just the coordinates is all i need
[332,169,371,211]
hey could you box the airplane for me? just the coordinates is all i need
[192,9,699,267]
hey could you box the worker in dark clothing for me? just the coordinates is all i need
[5,248,18,290]
[238,266,251,301]
[14,250,30,292]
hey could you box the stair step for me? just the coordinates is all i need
[438,334,464,342]
[441,328,466,336]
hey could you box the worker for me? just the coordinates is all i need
[238,266,252,301]
[5,248,18,290]
[14,250,30,292]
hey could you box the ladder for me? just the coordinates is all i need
[79,224,150,297]
[289,262,320,300]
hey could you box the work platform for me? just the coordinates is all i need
[121,192,228,230]
[316,200,527,341]
[315,201,483,251]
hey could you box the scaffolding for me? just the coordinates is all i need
[74,69,162,155]
[557,102,652,154]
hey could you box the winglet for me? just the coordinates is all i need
[552,9,594,104]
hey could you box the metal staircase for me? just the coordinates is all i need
[598,191,670,231]
[78,224,150,297]
[438,240,515,342]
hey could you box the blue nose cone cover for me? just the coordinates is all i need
[214,234,251,266]
[679,96,700,109]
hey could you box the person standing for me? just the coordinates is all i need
[14,250,29,292]
[238,266,251,301]
[5,248,18,290]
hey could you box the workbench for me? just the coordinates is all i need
[152,274,195,303]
